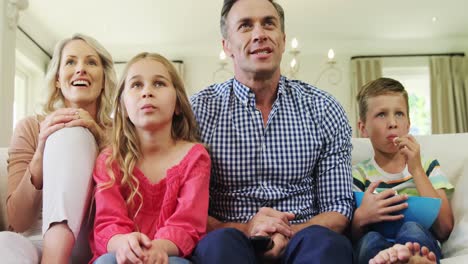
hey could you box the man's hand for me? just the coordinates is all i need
[262,232,289,260]
[247,207,294,238]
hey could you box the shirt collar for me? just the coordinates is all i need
[232,76,287,107]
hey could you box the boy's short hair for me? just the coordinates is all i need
[357,77,409,122]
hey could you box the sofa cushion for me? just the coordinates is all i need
[442,162,468,257]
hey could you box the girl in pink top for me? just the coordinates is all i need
[90,52,210,264]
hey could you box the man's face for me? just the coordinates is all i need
[222,0,286,80]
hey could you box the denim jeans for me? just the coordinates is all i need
[93,252,192,264]
[192,225,353,264]
[354,221,442,264]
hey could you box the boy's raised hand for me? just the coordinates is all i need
[357,181,408,226]
[394,135,424,175]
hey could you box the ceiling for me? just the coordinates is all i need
[18,0,468,61]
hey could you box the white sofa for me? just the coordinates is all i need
[1,133,467,262]
[352,133,468,263]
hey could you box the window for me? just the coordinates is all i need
[382,58,431,135]
[13,49,48,129]
[13,29,50,129]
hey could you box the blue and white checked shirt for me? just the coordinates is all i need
[190,76,353,223]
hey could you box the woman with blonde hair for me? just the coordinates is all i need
[0,33,117,263]
[90,52,210,264]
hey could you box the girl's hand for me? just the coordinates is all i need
[114,232,152,264]
[143,240,172,264]
[394,135,424,176]
[356,181,408,226]
[65,108,105,144]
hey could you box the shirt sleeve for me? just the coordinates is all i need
[425,159,454,195]
[6,116,42,232]
[315,98,354,220]
[154,145,211,257]
[92,151,134,255]
[352,165,367,192]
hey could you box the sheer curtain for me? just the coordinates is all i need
[350,58,382,137]
[430,56,468,134]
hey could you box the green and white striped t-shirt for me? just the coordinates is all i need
[352,157,454,196]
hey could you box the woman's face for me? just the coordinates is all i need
[56,39,104,109]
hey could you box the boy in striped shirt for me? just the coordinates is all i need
[352,77,454,264]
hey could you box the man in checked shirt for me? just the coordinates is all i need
[190,0,354,263]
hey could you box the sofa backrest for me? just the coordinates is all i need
[352,133,468,258]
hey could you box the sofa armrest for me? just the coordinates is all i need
[0,147,8,231]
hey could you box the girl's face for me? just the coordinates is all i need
[123,58,178,131]
[57,39,104,108]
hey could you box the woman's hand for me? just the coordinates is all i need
[355,181,408,227]
[29,108,79,189]
[37,108,79,154]
[65,108,105,144]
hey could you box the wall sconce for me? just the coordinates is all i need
[288,38,300,79]
[213,50,233,83]
[314,48,342,86]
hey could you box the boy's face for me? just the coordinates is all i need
[358,93,410,154]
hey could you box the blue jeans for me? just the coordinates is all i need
[192,225,353,264]
[355,221,442,264]
[94,252,191,264]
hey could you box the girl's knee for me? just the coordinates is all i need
[93,252,117,264]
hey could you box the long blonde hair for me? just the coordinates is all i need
[44,33,117,130]
[101,52,199,217]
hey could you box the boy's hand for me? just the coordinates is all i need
[357,181,408,226]
[394,135,424,176]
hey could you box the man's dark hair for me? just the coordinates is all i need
[220,0,285,39]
